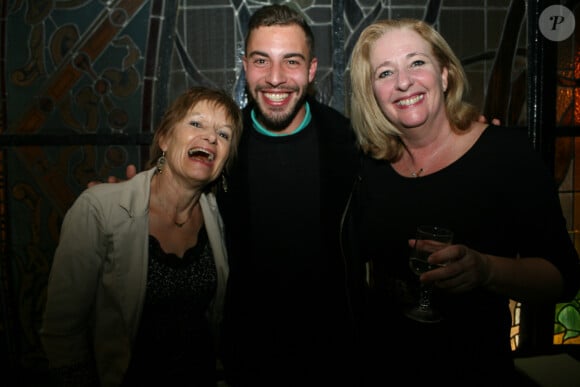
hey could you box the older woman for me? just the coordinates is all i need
[41,86,243,386]
[345,19,580,385]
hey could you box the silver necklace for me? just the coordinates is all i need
[406,131,452,178]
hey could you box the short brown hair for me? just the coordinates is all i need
[245,4,315,61]
[148,86,243,172]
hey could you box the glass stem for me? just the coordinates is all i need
[418,284,433,311]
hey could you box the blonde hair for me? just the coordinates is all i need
[350,18,479,161]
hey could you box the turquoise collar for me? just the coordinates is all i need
[251,102,311,136]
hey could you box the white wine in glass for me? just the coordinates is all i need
[404,225,453,323]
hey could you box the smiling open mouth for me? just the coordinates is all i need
[264,92,289,102]
[397,94,424,106]
[188,148,215,161]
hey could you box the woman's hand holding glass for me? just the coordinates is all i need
[419,243,492,294]
[405,225,454,323]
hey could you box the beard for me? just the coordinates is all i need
[252,91,308,132]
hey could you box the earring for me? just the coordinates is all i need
[156,151,166,174]
[221,173,228,192]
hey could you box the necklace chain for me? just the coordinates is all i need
[169,198,195,228]
[152,174,196,227]
[407,131,452,178]
[173,216,191,228]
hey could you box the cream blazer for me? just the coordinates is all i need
[40,167,229,386]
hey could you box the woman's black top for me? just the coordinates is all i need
[122,227,217,386]
[344,125,580,386]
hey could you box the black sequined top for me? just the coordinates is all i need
[122,226,218,386]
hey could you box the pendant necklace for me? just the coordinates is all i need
[407,131,452,178]
[171,201,196,228]
[410,168,424,178]
[174,216,191,228]
[152,174,195,227]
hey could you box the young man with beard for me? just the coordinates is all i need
[217,4,362,386]
[88,5,505,385]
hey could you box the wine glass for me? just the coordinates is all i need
[404,225,454,323]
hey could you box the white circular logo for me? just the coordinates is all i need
[539,5,575,42]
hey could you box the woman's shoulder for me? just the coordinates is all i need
[78,168,155,211]
[474,124,549,177]
[475,123,532,152]
[482,123,528,139]
[200,192,218,212]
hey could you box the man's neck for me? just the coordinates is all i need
[251,102,311,137]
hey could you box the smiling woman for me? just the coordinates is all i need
[188,148,216,162]
[344,18,580,386]
[40,86,243,387]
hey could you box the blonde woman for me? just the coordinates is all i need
[344,18,580,385]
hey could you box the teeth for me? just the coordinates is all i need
[398,94,423,106]
[264,93,288,102]
[188,148,215,161]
